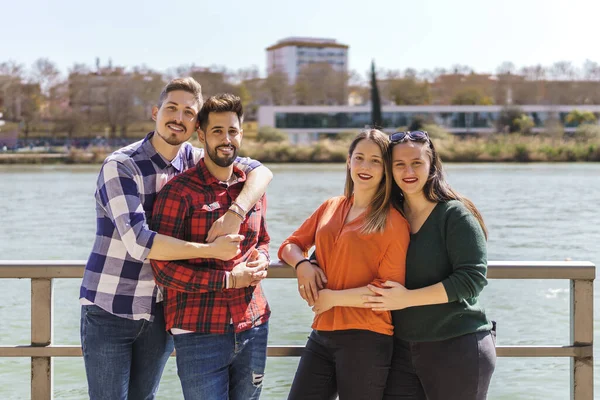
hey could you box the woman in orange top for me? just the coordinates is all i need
[278,129,410,400]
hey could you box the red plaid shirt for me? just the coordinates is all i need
[149,158,270,334]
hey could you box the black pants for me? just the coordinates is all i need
[383,328,496,400]
[288,329,394,400]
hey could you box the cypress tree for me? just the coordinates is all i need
[370,60,382,128]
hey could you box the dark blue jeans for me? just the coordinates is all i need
[80,303,173,400]
[383,328,497,400]
[288,329,394,400]
[173,322,269,400]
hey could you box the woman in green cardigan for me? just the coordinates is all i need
[364,131,496,400]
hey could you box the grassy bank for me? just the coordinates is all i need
[242,135,600,163]
[1,136,599,164]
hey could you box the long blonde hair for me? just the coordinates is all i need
[344,129,392,234]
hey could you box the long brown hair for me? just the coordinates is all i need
[390,136,488,239]
[345,129,392,235]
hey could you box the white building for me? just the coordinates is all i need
[266,37,349,84]
[258,104,600,144]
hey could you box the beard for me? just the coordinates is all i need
[156,122,189,146]
[206,142,238,167]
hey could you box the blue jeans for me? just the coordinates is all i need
[80,303,173,400]
[173,322,269,400]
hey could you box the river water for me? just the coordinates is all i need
[0,163,598,399]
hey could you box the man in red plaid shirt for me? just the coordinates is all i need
[150,93,270,400]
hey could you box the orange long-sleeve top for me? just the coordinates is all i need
[278,196,410,336]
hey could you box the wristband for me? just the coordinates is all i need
[226,208,244,221]
[294,258,311,270]
[231,201,248,216]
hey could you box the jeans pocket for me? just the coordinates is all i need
[83,304,107,316]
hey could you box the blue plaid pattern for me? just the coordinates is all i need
[79,132,260,320]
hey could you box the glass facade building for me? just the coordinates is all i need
[273,109,593,132]
[275,111,561,131]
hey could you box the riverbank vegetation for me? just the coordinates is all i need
[2,126,599,164]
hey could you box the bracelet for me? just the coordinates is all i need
[231,201,248,216]
[294,258,311,270]
[229,272,237,289]
[226,208,244,221]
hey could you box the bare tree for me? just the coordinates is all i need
[295,63,348,105]
[30,58,61,97]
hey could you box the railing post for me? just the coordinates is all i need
[31,278,53,400]
[570,279,593,400]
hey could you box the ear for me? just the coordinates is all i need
[151,106,159,121]
[197,129,206,145]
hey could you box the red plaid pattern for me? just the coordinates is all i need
[150,158,270,334]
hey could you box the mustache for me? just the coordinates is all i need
[166,121,186,131]
[216,144,235,150]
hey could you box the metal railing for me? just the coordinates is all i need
[0,260,595,400]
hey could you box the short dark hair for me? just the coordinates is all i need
[157,77,203,109]
[198,93,244,132]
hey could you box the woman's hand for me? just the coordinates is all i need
[363,281,413,311]
[311,289,335,315]
[296,261,327,306]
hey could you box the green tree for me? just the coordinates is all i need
[514,114,535,134]
[370,60,382,128]
[451,88,493,105]
[566,110,597,126]
[388,78,430,105]
[256,126,287,143]
[497,107,525,133]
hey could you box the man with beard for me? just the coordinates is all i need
[80,79,272,400]
[150,93,271,400]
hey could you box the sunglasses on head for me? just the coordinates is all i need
[389,130,429,142]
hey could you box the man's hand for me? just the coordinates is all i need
[208,234,244,260]
[246,249,269,286]
[296,261,328,306]
[206,211,242,243]
[231,259,268,288]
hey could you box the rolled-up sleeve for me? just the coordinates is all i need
[149,182,226,293]
[97,160,155,261]
[256,196,271,261]
[233,156,262,174]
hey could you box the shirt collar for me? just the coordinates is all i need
[142,131,185,172]
[196,157,247,186]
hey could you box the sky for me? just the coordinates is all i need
[2,0,599,80]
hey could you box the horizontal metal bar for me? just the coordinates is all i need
[0,260,595,280]
[0,345,303,358]
[0,261,85,279]
[0,344,592,358]
[496,345,593,358]
[487,261,596,280]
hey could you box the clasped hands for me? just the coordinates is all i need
[229,248,268,289]
[205,211,267,289]
[298,262,410,314]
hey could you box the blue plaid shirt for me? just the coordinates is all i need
[79,132,260,320]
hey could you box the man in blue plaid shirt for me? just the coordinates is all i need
[79,77,272,400]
